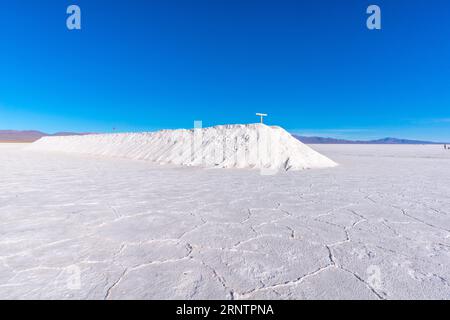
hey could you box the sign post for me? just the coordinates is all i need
[256,113,268,124]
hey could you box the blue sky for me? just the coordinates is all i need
[0,0,449,140]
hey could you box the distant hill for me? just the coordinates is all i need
[294,135,447,145]
[0,130,88,142]
[2,129,447,145]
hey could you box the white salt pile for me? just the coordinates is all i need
[28,124,337,171]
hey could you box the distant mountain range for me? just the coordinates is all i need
[1,129,447,145]
[0,130,88,142]
[294,135,448,145]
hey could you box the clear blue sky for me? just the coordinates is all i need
[1,0,449,140]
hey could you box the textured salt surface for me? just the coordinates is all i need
[0,144,449,299]
[27,124,337,171]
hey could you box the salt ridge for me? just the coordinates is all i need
[27,124,338,171]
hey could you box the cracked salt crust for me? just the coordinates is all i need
[0,143,449,299]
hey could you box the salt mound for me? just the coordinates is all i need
[28,124,337,171]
